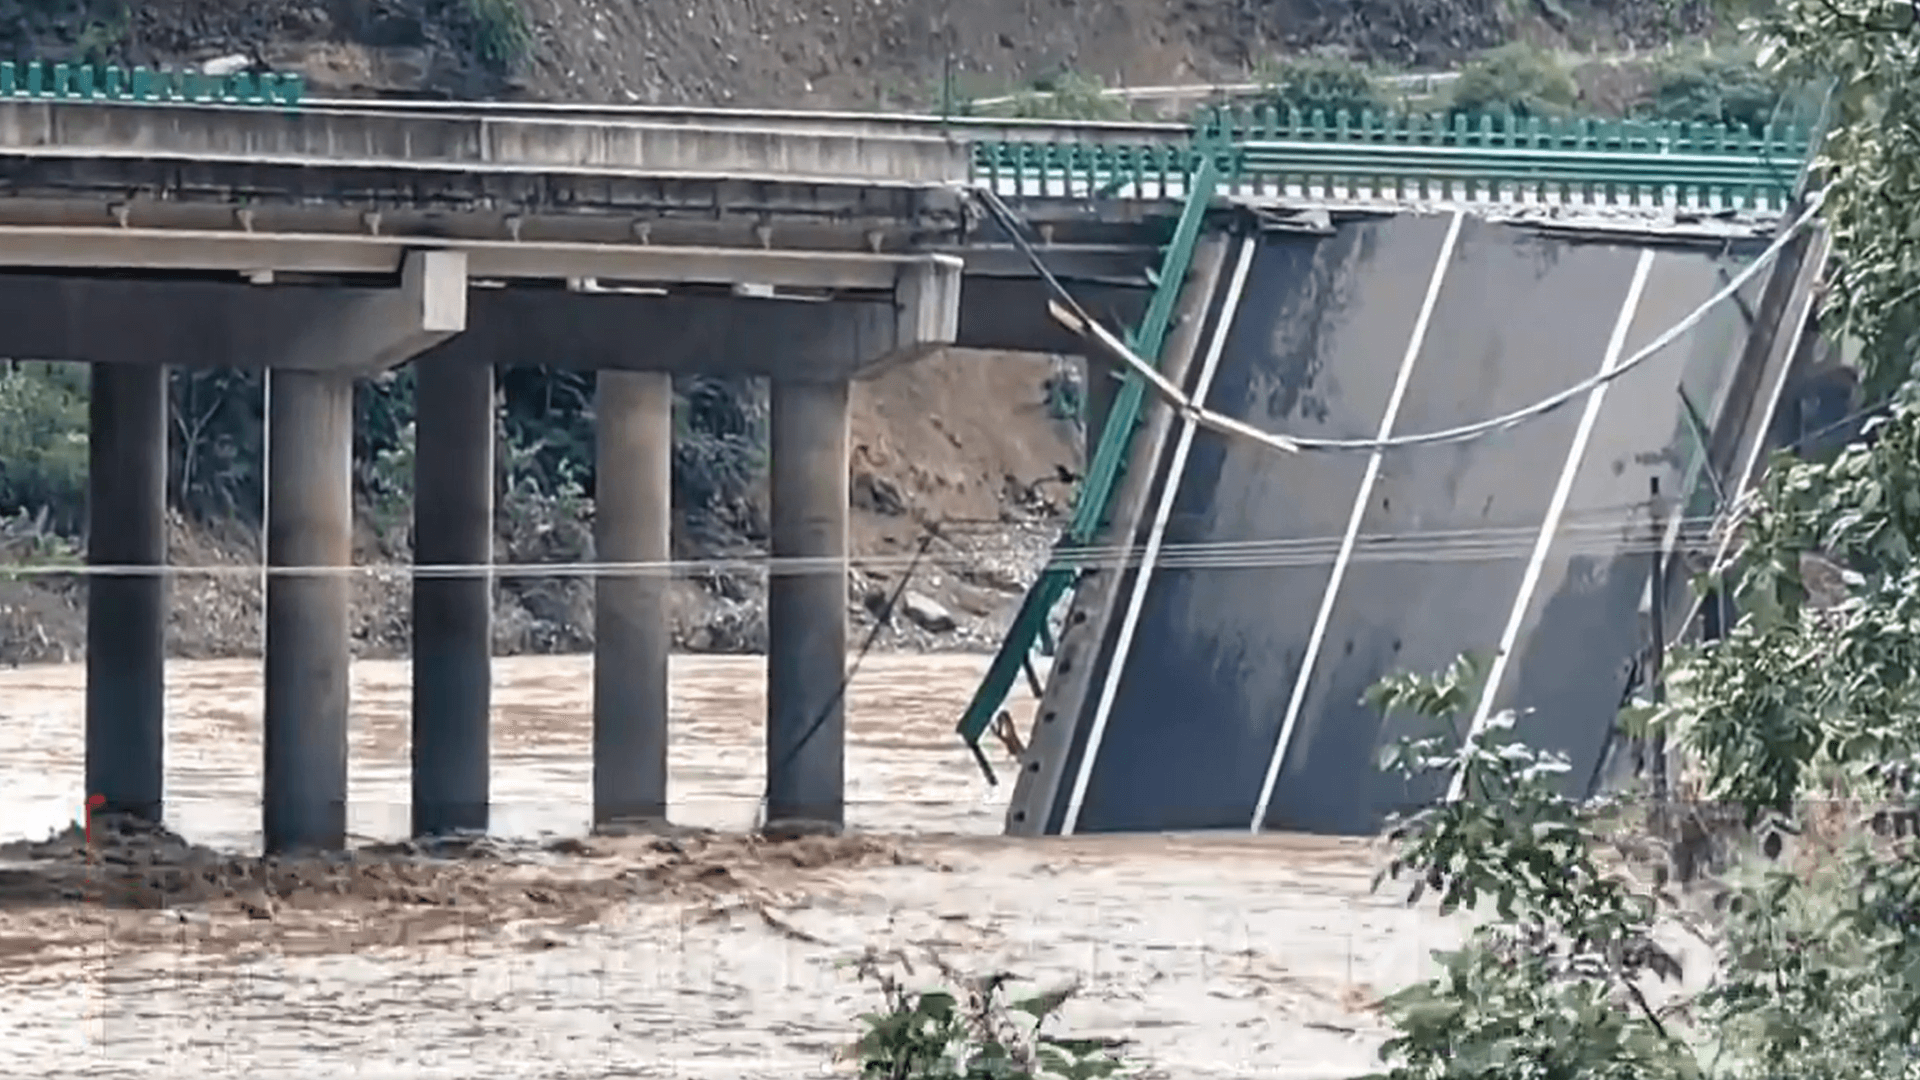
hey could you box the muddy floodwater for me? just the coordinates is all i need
[0,654,1461,1079]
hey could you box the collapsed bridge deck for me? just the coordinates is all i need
[1003,205,1827,837]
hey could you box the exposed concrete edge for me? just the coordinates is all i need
[1002,232,1233,837]
[0,100,971,186]
[0,225,930,289]
[279,250,469,374]
[845,255,966,381]
[298,96,1195,146]
[1658,215,1829,701]
[1704,214,1831,499]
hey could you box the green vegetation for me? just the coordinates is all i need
[980,72,1141,122]
[0,362,88,534]
[1445,42,1580,119]
[467,0,533,69]
[74,3,128,67]
[1641,47,1793,131]
[1358,1,1920,1076]
[1254,54,1392,119]
[848,949,1132,1079]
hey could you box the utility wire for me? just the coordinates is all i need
[756,530,935,830]
[0,512,1848,580]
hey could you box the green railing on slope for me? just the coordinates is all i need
[0,61,303,106]
[954,158,1222,765]
[972,108,1815,209]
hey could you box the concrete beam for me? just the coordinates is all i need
[0,100,968,186]
[0,176,960,254]
[0,262,962,377]
[307,96,1195,149]
[861,254,964,376]
[0,227,917,289]
[0,269,466,374]
[279,250,467,375]
[425,289,926,380]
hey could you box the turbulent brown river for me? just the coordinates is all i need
[0,653,1461,1079]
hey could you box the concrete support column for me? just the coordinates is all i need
[411,357,494,836]
[593,371,674,829]
[765,378,851,835]
[85,362,168,823]
[263,370,354,854]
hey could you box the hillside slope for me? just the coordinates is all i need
[0,0,1706,105]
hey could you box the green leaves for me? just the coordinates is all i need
[847,953,1133,1080]
[1368,662,1696,1080]
[1367,940,1704,1080]
[1362,7,1920,1080]
[1753,0,1920,398]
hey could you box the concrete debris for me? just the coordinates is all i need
[902,591,957,633]
[200,54,253,76]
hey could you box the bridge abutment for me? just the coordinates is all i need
[410,356,495,837]
[85,362,169,824]
[765,376,851,836]
[592,370,675,831]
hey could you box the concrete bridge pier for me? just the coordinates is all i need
[262,371,355,852]
[593,371,674,831]
[411,356,495,836]
[85,362,169,823]
[263,250,468,853]
[765,377,851,836]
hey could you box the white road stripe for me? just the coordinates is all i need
[1447,247,1656,802]
[1058,233,1258,836]
[1249,209,1465,833]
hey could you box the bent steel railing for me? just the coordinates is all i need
[973,106,1816,211]
[0,60,304,106]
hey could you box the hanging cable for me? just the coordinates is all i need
[972,183,1828,457]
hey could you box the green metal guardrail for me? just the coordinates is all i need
[973,107,1815,209]
[954,158,1222,767]
[0,61,303,106]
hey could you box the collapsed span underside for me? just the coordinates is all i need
[1009,208,1820,837]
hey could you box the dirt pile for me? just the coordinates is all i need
[0,813,934,959]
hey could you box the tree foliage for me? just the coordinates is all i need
[1761,0,1920,399]
[1641,48,1793,133]
[1254,54,1392,118]
[1366,663,1695,1080]
[1366,4,1920,1078]
[1446,43,1580,119]
[847,949,1132,1079]
[0,361,88,533]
